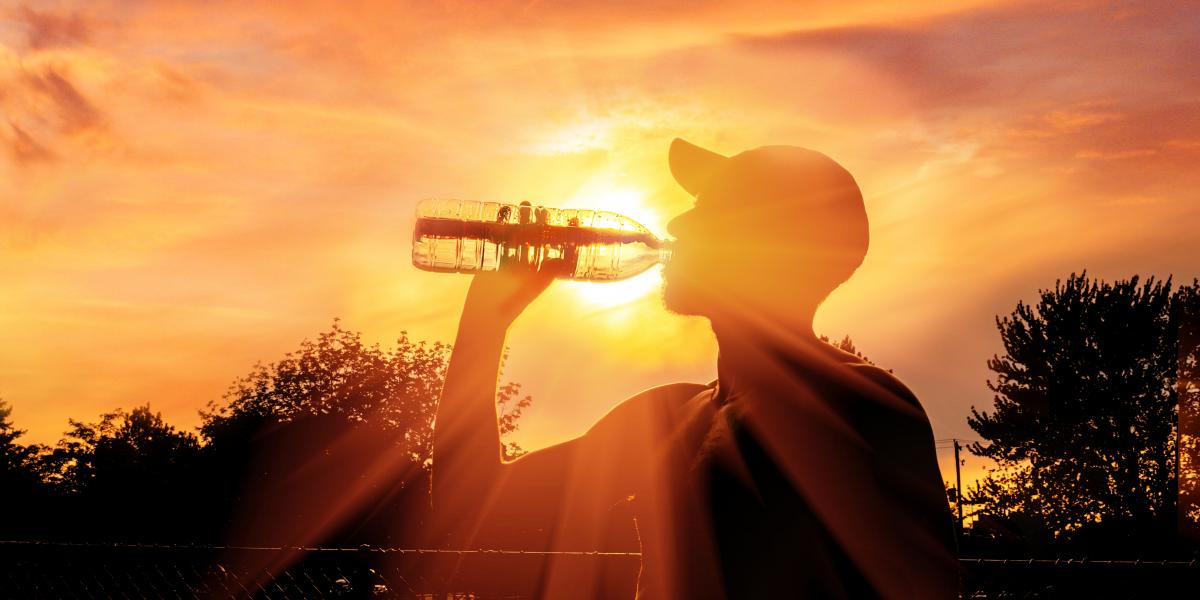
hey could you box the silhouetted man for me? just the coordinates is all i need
[428,139,959,598]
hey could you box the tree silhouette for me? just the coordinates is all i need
[968,273,1200,549]
[0,321,533,546]
[201,319,530,465]
[819,334,886,369]
[0,398,49,538]
[0,398,41,484]
[38,405,202,540]
[47,405,200,492]
[1176,282,1200,540]
[195,320,532,546]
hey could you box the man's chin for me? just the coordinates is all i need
[661,280,705,317]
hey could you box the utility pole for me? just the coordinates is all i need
[953,438,964,534]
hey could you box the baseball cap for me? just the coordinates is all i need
[667,137,870,275]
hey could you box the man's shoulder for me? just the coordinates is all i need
[817,369,940,470]
[846,362,917,399]
[606,381,714,418]
[585,382,713,437]
[810,342,918,402]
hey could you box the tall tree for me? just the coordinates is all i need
[201,320,530,464]
[968,273,1200,548]
[50,405,200,491]
[0,398,40,483]
[41,404,202,540]
[1176,282,1200,540]
[0,398,48,537]
[1,322,532,544]
[196,320,532,545]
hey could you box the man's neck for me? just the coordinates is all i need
[710,310,820,396]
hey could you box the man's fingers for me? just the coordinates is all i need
[540,258,572,279]
[464,257,564,322]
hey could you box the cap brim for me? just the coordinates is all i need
[669,138,728,197]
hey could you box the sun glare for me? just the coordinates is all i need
[561,183,669,310]
[563,184,666,234]
[568,265,665,310]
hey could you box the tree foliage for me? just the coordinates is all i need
[968,273,1200,546]
[200,320,448,463]
[46,405,200,495]
[26,405,203,540]
[200,319,530,463]
[819,334,884,369]
[0,321,533,544]
[0,398,41,486]
[194,320,533,545]
[0,398,48,536]
[1176,282,1200,538]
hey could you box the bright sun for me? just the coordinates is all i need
[560,183,669,310]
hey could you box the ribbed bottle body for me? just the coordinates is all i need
[412,199,669,281]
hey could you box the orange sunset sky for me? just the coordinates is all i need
[2,0,1198,490]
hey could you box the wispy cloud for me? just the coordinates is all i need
[13,5,90,50]
[6,119,54,163]
[23,65,105,133]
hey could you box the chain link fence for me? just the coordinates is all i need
[3,541,1198,599]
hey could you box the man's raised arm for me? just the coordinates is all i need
[428,267,710,554]
[428,268,560,546]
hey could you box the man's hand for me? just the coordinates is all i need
[432,257,568,543]
[463,259,566,326]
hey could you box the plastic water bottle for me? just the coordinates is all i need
[412,199,672,281]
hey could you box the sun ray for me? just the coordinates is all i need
[557,183,670,310]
